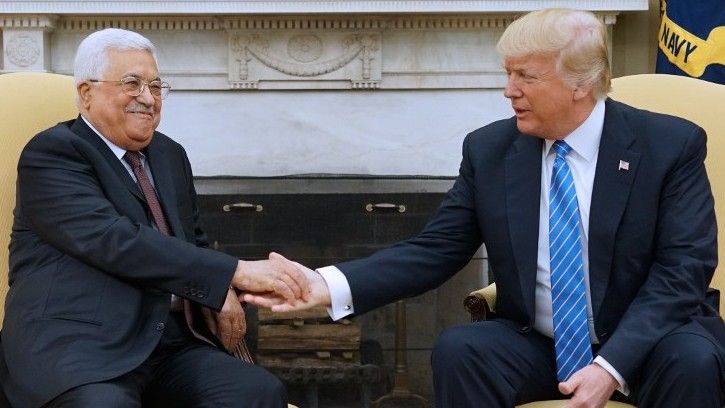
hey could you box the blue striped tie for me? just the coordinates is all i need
[549,140,592,382]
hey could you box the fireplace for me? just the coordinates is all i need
[195,176,487,406]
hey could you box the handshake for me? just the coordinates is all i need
[230,252,331,313]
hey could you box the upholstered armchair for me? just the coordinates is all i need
[464,74,725,407]
[0,72,78,406]
[0,72,79,325]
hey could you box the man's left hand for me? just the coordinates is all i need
[559,363,619,408]
[202,287,246,353]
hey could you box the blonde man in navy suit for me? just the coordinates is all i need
[245,9,725,408]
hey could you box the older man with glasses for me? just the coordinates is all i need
[0,28,307,407]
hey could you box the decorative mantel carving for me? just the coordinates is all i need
[5,34,40,67]
[1,14,57,72]
[228,31,381,89]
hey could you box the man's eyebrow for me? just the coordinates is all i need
[507,67,532,75]
[121,73,162,81]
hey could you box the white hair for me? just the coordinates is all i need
[497,8,611,98]
[73,28,158,84]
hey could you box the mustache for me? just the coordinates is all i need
[125,105,155,115]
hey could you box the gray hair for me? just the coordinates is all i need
[73,28,158,84]
[497,8,611,99]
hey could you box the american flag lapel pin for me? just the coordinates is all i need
[618,160,630,171]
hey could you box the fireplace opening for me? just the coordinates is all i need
[196,176,487,407]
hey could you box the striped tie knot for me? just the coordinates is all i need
[552,140,572,158]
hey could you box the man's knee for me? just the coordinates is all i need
[209,364,286,407]
[432,322,507,378]
[678,346,719,377]
[434,322,511,361]
[638,332,723,407]
[642,331,722,393]
[245,369,286,404]
[432,325,479,370]
[44,382,139,408]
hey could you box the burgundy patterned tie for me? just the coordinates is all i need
[122,151,253,362]
[123,151,170,235]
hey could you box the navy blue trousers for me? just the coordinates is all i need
[432,319,723,408]
[44,312,285,408]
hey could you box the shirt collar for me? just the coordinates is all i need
[81,115,145,161]
[544,99,605,163]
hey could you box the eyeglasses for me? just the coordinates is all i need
[89,77,171,100]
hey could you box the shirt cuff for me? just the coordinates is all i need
[317,265,354,321]
[593,356,630,396]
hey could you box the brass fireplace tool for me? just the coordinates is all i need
[372,300,428,408]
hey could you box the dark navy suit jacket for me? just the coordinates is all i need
[337,99,724,385]
[0,117,238,407]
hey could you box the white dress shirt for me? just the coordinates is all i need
[81,116,155,186]
[318,99,627,394]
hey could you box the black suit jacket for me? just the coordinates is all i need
[337,99,724,385]
[0,117,238,407]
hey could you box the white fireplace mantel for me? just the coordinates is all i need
[0,1,649,177]
[1,1,648,14]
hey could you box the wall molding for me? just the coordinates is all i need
[1,1,649,15]
[52,15,516,32]
[4,14,620,32]
[0,14,56,29]
[55,17,220,31]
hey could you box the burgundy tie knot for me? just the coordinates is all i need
[123,150,142,170]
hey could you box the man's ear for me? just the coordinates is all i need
[573,84,594,101]
[77,81,92,110]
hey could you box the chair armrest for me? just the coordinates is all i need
[463,283,497,322]
[706,287,720,311]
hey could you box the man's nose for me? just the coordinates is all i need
[136,85,156,105]
[503,79,521,99]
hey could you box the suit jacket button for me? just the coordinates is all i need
[156,322,166,331]
[521,326,531,333]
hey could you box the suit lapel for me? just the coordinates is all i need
[70,117,184,239]
[145,139,185,239]
[505,133,543,320]
[70,116,146,203]
[589,99,640,319]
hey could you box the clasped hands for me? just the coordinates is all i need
[232,252,331,313]
[205,252,330,353]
